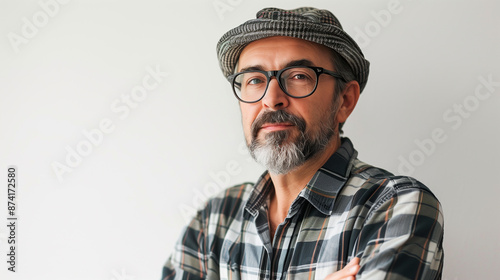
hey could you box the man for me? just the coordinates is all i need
[162,7,443,280]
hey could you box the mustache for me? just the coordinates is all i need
[251,110,306,138]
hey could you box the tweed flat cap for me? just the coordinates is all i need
[216,7,370,93]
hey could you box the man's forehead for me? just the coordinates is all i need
[237,36,334,70]
[238,59,316,72]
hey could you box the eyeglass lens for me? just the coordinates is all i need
[233,67,318,102]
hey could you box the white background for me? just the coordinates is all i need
[1,0,499,279]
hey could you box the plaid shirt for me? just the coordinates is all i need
[162,138,444,280]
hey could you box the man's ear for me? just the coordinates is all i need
[336,81,360,124]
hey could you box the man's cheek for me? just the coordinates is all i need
[242,121,253,144]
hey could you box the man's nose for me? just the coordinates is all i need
[261,78,290,110]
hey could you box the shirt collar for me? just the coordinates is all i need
[244,172,272,217]
[300,137,357,215]
[244,137,358,217]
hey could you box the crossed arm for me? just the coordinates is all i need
[326,179,444,279]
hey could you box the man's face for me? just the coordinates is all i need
[237,36,342,174]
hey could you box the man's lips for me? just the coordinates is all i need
[260,123,294,132]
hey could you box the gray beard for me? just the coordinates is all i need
[248,108,337,174]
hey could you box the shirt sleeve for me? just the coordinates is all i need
[355,177,444,280]
[161,209,209,280]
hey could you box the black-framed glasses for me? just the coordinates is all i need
[228,66,346,103]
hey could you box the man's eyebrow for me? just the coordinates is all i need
[238,59,315,72]
[239,65,265,72]
[284,59,315,68]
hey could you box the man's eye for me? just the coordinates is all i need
[287,71,313,81]
[247,78,265,85]
[292,74,308,80]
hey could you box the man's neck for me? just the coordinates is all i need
[267,137,341,234]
